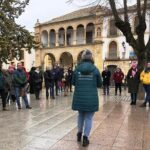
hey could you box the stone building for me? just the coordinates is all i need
[34,5,150,76]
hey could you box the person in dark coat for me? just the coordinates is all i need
[53,65,59,96]
[113,67,124,95]
[13,63,32,109]
[39,66,44,91]
[72,49,102,147]
[44,67,50,99]
[44,67,55,99]
[32,67,42,100]
[0,64,7,110]
[68,67,73,92]
[126,62,140,105]
[102,67,111,95]
[29,67,36,94]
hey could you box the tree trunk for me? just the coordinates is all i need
[137,49,147,71]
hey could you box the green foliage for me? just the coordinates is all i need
[0,0,36,64]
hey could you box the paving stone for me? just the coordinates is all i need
[0,88,149,150]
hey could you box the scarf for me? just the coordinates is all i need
[131,68,137,77]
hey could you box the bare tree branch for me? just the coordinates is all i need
[108,0,120,21]
[135,0,147,50]
[123,0,129,22]
[137,0,141,18]
[142,0,147,18]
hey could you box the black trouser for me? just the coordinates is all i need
[144,84,150,103]
[115,83,122,95]
[131,93,137,103]
[103,84,109,95]
[55,81,58,95]
[46,84,54,99]
[69,81,72,92]
[0,89,6,108]
[34,89,40,99]
[46,87,49,99]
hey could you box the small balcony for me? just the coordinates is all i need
[105,56,120,61]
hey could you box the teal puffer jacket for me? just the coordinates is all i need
[72,61,102,112]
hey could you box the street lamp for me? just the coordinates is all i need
[122,41,126,59]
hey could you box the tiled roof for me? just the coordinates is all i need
[40,6,109,25]
[37,2,150,26]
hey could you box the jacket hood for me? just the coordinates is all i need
[76,62,96,74]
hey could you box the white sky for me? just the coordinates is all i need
[16,0,136,32]
[16,0,79,32]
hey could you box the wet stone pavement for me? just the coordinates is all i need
[0,88,150,150]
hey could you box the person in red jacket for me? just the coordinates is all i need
[113,67,124,95]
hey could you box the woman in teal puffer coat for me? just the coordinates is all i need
[72,49,102,147]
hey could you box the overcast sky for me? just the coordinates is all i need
[16,0,136,32]
[16,0,79,32]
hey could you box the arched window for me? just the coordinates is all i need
[58,28,65,46]
[41,30,48,48]
[44,53,55,70]
[76,24,84,44]
[60,52,73,67]
[109,20,117,36]
[86,23,95,44]
[50,29,56,48]
[67,26,73,46]
[109,41,117,59]
[97,27,101,37]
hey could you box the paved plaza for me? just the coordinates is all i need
[0,88,150,150]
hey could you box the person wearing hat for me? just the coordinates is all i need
[72,49,102,147]
[126,61,140,105]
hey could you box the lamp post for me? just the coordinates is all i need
[122,41,126,59]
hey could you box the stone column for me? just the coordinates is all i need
[73,60,77,69]
[48,33,50,47]
[73,30,76,45]
[84,28,86,44]
[65,29,67,46]
[56,32,59,47]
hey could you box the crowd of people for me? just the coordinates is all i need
[0,63,32,110]
[0,57,150,111]
[101,66,125,96]
[0,62,74,110]
[0,49,150,147]
[101,61,150,107]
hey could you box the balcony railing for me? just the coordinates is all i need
[105,56,120,61]
[107,33,118,37]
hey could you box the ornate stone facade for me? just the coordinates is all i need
[34,6,150,75]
